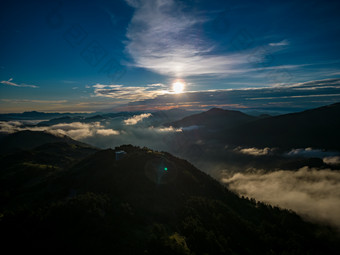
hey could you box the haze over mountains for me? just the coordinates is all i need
[167,107,259,131]
[1,102,340,254]
[3,102,339,149]
[166,102,340,149]
[1,103,340,173]
[222,102,340,150]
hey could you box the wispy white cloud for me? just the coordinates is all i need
[234,147,274,156]
[269,39,289,47]
[150,126,182,132]
[0,78,38,88]
[125,0,140,8]
[47,122,120,139]
[323,156,340,165]
[125,0,254,77]
[0,121,120,140]
[245,93,340,100]
[96,129,120,136]
[283,78,340,89]
[117,78,340,112]
[250,64,307,72]
[93,83,168,100]
[124,113,152,125]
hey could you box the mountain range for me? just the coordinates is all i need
[0,131,339,254]
[166,102,340,150]
[27,109,194,127]
[0,111,91,121]
[167,107,260,131]
[223,102,340,150]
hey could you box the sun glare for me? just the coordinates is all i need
[172,81,185,93]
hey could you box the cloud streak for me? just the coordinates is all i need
[223,167,340,229]
[234,147,274,156]
[125,0,254,77]
[124,113,152,125]
[323,156,340,165]
[117,78,340,113]
[269,39,289,47]
[0,78,38,88]
[93,83,168,101]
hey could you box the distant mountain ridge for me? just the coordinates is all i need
[166,107,259,130]
[222,102,340,149]
[34,109,194,127]
[164,102,340,150]
[0,111,92,121]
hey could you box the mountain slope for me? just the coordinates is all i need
[148,108,196,125]
[0,135,99,211]
[0,139,338,254]
[222,102,340,149]
[0,130,92,153]
[166,108,258,130]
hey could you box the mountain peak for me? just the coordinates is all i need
[168,107,256,129]
[207,107,225,112]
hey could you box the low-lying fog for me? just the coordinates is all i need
[1,113,340,230]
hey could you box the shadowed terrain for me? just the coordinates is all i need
[0,132,339,254]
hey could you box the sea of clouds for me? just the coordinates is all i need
[1,115,340,230]
[223,167,340,230]
[0,113,181,151]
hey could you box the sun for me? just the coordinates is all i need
[172,81,185,93]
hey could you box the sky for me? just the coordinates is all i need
[1,0,340,113]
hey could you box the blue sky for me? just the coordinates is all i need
[0,0,340,113]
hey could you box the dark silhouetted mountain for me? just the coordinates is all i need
[0,133,338,254]
[36,116,84,126]
[222,102,340,149]
[40,109,196,127]
[85,114,108,121]
[258,113,272,119]
[104,111,143,118]
[37,115,112,126]
[104,109,194,126]
[166,108,257,130]
[163,103,340,173]
[0,143,98,208]
[0,111,91,121]
[0,111,60,121]
[0,130,92,153]
[146,108,197,126]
